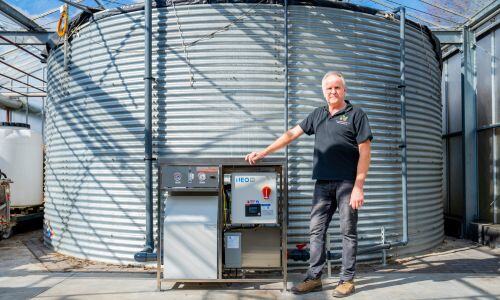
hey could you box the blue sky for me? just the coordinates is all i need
[2,0,486,30]
[3,0,140,30]
[6,0,468,16]
[8,0,138,17]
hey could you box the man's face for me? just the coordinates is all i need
[322,75,346,106]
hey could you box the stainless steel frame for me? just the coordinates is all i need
[157,158,288,292]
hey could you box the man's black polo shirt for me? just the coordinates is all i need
[299,100,373,181]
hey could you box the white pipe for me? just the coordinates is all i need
[0,94,41,114]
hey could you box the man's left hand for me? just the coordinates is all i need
[349,185,364,210]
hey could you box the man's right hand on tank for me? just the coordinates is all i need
[245,151,266,165]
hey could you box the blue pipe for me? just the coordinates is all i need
[391,6,408,247]
[398,6,408,246]
[135,0,155,262]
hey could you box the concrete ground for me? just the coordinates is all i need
[1,226,499,300]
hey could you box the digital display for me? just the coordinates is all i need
[245,204,261,217]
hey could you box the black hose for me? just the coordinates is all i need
[288,243,395,262]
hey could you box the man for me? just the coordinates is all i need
[245,71,372,297]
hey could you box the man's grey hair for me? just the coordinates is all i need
[322,71,347,89]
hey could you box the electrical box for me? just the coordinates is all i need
[163,165,219,190]
[231,172,277,224]
[224,228,281,268]
[224,232,242,268]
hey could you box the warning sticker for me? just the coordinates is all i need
[196,167,218,173]
[261,204,273,216]
[227,235,240,249]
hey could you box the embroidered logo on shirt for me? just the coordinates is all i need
[336,114,349,125]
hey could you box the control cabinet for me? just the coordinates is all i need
[157,159,287,291]
[231,172,277,224]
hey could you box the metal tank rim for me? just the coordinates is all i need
[42,0,442,66]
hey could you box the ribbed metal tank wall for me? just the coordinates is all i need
[45,3,443,265]
[44,10,148,264]
[402,15,443,255]
[286,7,403,267]
[45,3,285,264]
[287,7,443,267]
[155,4,285,158]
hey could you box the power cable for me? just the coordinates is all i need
[0,84,29,97]
[86,0,267,53]
[415,0,469,19]
[171,0,194,86]
[94,0,106,9]
[0,60,46,83]
[100,0,129,6]
[0,18,24,30]
[31,0,86,24]
[40,19,59,28]
[183,0,267,48]
[366,0,447,29]
[0,39,43,59]
[0,35,43,60]
[382,0,461,25]
[476,43,500,61]
[465,0,500,26]
[0,72,45,92]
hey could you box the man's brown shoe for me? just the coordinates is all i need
[332,280,355,298]
[291,278,322,294]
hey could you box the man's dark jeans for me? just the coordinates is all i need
[305,180,358,281]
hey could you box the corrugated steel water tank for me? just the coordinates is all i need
[44,1,443,265]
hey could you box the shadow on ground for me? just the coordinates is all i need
[1,228,499,299]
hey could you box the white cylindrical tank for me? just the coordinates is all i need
[0,122,43,207]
